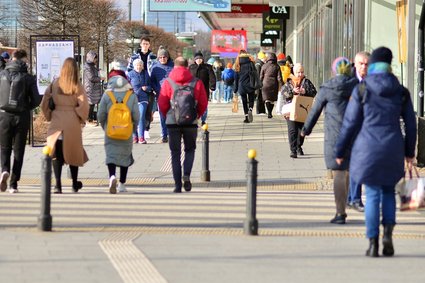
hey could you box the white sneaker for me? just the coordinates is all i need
[8,188,18,194]
[248,108,253,123]
[0,171,9,192]
[144,131,150,139]
[109,175,117,194]
[118,182,127,193]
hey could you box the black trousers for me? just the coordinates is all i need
[145,94,155,131]
[256,91,266,114]
[107,164,128,184]
[0,111,30,189]
[89,104,98,122]
[286,120,305,153]
[240,92,255,115]
[52,140,79,188]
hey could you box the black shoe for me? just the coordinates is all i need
[201,121,206,126]
[290,152,297,158]
[53,186,62,194]
[183,176,192,192]
[330,213,347,224]
[352,202,365,212]
[243,117,249,123]
[267,114,273,119]
[366,238,379,257]
[162,137,169,143]
[297,148,304,156]
[382,224,395,256]
[173,187,182,193]
[72,181,83,193]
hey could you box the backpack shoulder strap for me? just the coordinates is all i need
[106,91,116,104]
[166,77,178,91]
[122,90,133,104]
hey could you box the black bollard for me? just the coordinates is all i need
[244,150,258,236]
[38,147,52,231]
[201,124,211,182]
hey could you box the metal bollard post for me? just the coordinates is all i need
[38,146,52,231]
[201,124,211,182]
[244,149,258,236]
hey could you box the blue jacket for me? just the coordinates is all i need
[222,68,235,86]
[128,69,151,103]
[303,75,358,170]
[127,49,156,76]
[335,72,416,186]
[150,59,174,97]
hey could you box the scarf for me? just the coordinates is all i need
[368,62,392,75]
[290,75,304,88]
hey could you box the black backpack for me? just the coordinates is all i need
[0,69,27,113]
[166,78,198,125]
[248,62,262,92]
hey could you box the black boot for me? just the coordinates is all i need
[382,224,395,256]
[365,238,379,257]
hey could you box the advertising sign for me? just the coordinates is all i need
[149,0,231,12]
[269,6,290,19]
[260,34,274,47]
[264,30,280,39]
[36,41,74,94]
[263,12,283,31]
[216,4,269,18]
[211,30,247,53]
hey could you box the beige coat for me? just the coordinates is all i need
[41,81,89,166]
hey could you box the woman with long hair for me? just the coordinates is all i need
[234,50,256,123]
[41,57,89,193]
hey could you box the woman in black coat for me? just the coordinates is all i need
[302,57,358,224]
[234,50,256,123]
[260,53,283,118]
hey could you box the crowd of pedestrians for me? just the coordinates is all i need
[0,42,418,258]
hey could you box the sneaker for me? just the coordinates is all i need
[243,116,249,123]
[352,202,365,212]
[290,152,297,158]
[162,137,168,143]
[8,188,18,194]
[0,171,9,192]
[118,182,127,193]
[330,213,347,224]
[54,186,62,194]
[109,175,117,194]
[297,148,304,156]
[139,137,147,144]
[248,108,253,122]
[133,137,138,144]
[144,131,150,139]
[183,176,192,192]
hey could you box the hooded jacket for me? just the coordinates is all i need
[150,59,174,98]
[189,62,216,99]
[303,75,358,170]
[234,55,255,95]
[127,69,151,103]
[83,51,102,105]
[260,54,283,102]
[335,71,417,185]
[158,66,208,127]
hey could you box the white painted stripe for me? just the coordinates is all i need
[99,232,168,283]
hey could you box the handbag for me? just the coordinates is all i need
[232,94,239,113]
[396,166,425,211]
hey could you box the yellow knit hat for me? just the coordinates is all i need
[257,51,266,60]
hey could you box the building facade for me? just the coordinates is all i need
[0,0,20,47]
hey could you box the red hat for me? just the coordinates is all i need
[277,53,286,61]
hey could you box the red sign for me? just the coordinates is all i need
[216,4,269,18]
[211,30,247,53]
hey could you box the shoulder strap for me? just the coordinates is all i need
[106,91,116,104]
[123,90,133,104]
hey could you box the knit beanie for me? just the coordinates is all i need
[194,51,203,60]
[157,46,169,58]
[332,57,351,76]
[1,52,10,59]
[226,62,232,69]
[369,47,392,65]
[257,51,266,60]
[277,53,286,61]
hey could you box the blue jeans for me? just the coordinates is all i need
[223,84,233,102]
[347,176,363,204]
[364,184,396,238]
[201,107,208,124]
[213,81,223,102]
[167,127,198,189]
[134,102,147,139]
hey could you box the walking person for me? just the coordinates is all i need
[335,47,416,257]
[189,51,216,125]
[97,65,140,194]
[221,62,235,103]
[158,57,207,193]
[255,51,267,114]
[280,63,317,158]
[150,46,174,143]
[260,52,283,119]
[0,51,10,71]
[234,50,257,123]
[40,58,89,194]
[301,57,358,224]
[128,58,151,144]
[347,51,370,212]
[212,60,224,103]
[0,49,41,193]
[83,50,103,125]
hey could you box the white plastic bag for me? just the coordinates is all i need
[396,168,425,211]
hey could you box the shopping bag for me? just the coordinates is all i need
[396,167,425,211]
[232,95,239,113]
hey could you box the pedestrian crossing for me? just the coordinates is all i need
[1,185,424,239]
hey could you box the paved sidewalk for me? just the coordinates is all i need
[1,103,424,283]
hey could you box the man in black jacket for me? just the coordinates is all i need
[0,49,40,193]
[189,51,216,125]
